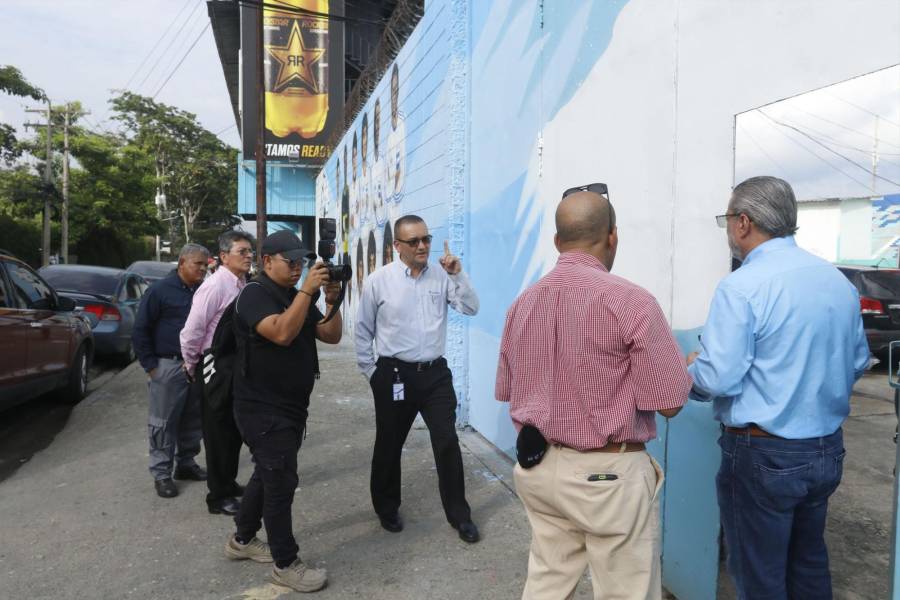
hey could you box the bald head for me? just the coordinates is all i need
[555,191,616,246]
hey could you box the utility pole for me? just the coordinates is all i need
[25,100,53,266]
[255,0,267,263]
[872,115,880,196]
[61,105,70,264]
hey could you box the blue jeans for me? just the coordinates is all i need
[717,428,845,600]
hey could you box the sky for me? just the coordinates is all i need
[0,0,242,149]
[735,64,900,201]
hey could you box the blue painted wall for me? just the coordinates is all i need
[237,154,317,219]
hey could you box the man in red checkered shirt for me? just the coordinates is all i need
[495,185,691,600]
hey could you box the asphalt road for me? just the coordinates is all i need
[0,356,125,484]
[0,353,896,599]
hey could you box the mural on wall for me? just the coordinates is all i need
[315,0,456,343]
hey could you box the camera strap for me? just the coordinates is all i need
[318,278,347,325]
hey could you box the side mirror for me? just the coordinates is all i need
[56,296,77,311]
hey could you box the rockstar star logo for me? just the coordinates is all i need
[266,19,325,94]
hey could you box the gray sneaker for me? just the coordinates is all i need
[271,558,327,593]
[224,536,273,563]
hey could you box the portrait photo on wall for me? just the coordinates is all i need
[383,221,393,265]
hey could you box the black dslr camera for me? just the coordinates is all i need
[317,218,352,282]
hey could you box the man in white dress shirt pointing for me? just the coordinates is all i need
[354,215,481,543]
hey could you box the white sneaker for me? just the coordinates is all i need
[224,535,273,563]
[271,558,327,593]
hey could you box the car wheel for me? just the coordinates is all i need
[119,342,136,367]
[59,344,89,405]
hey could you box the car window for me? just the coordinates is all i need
[127,278,141,300]
[40,268,120,297]
[7,262,54,309]
[860,271,900,298]
[138,280,149,296]
[0,262,12,308]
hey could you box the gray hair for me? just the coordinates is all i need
[178,243,209,261]
[730,176,798,238]
[218,230,255,254]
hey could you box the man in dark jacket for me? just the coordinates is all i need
[133,243,209,498]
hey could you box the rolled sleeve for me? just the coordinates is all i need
[448,270,479,316]
[687,282,755,399]
[180,282,220,372]
[494,307,515,402]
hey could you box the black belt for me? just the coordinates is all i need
[378,356,446,372]
[157,354,183,362]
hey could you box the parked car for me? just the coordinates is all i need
[0,250,94,410]
[837,265,900,360]
[126,260,176,284]
[38,265,148,365]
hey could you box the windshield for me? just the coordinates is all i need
[129,262,174,278]
[859,271,900,298]
[40,268,120,297]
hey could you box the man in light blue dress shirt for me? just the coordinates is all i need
[687,176,869,599]
[355,214,481,543]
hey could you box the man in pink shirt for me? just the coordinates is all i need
[181,230,255,516]
[496,185,691,600]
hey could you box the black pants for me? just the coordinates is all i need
[370,358,471,527]
[197,376,243,503]
[233,412,304,568]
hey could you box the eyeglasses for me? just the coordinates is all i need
[395,235,433,247]
[273,255,304,269]
[562,183,609,200]
[231,248,255,257]
[715,213,741,228]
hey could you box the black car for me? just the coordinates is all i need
[39,265,148,364]
[837,265,900,360]
[126,260,176,284]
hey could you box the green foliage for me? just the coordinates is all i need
[0,76,237,268]
[0,65,45,101]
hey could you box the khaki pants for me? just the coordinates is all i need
[514,445,664,600]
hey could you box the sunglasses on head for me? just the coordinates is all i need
[562,183,609,200]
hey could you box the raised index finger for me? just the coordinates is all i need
[444,239,451,256]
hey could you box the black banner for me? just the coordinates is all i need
[241,0,344,164]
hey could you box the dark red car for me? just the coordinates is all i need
[0,250,94,410]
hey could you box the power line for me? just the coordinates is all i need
[790,105,900,151]
[781,114,900,158]
[826,91,900,129]
[756,110,874,192]
[737,123,792,179]
[123,0,194,90]
[760,109,900,188]
[135,0,204,93]
[153,22,211,99]
[238,0,388,26]
[150,14,208,95]
[214,123,237,135]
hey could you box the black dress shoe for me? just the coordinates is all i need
[154,478,178,498]
[208,497,241,516]
[453,521,480,544]
[378,513,403,533]
[173,464,208,481]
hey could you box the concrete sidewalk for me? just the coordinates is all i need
[0,340,563,600]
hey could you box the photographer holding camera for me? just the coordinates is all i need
[223,230,341,594]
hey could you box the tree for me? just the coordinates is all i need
[0,66,45,166]
[110,92,237,248]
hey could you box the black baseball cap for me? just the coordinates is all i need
[260,230,316,261]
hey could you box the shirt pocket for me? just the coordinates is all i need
[422,289,444,319]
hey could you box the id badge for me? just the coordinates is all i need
[392,368,404,401]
